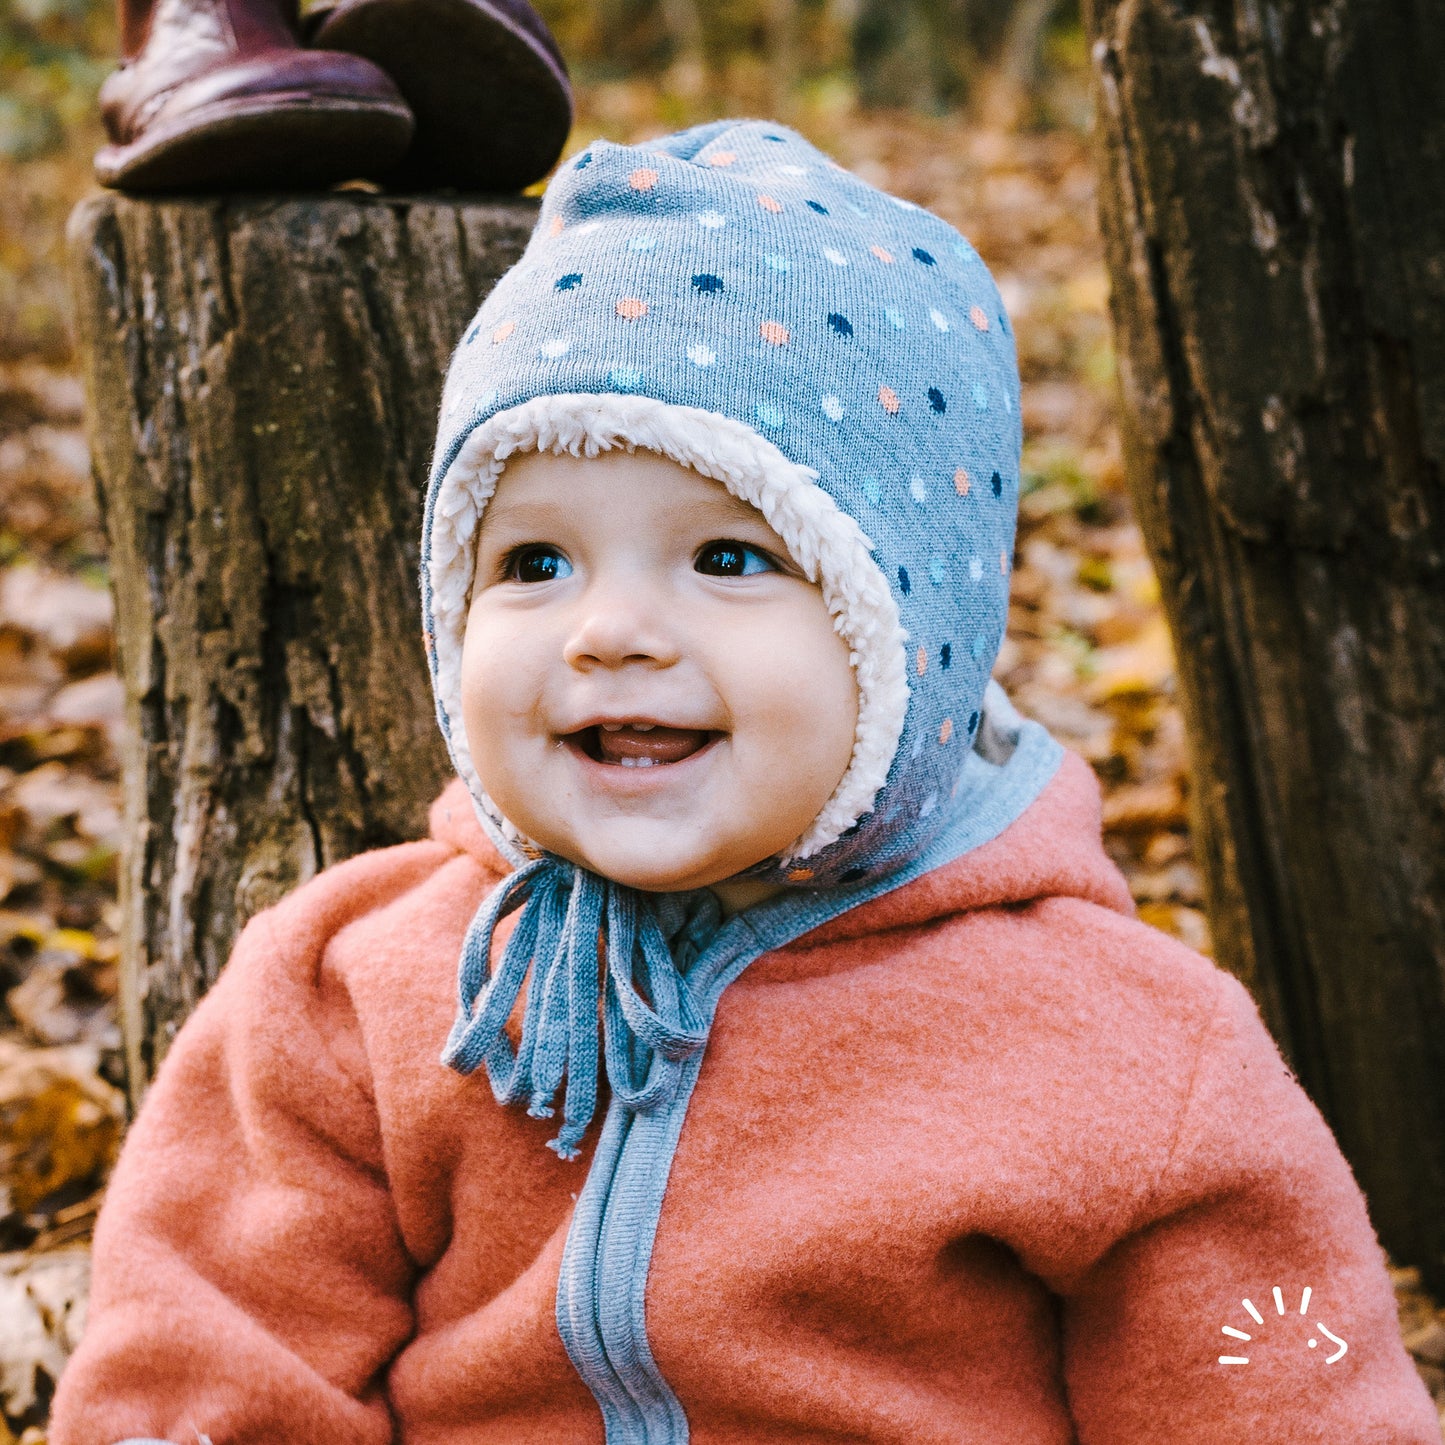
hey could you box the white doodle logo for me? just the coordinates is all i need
[1218,1286,1348,1365]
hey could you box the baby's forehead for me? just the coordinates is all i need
[485,446,771,525]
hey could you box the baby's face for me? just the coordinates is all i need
[461,448,858,897]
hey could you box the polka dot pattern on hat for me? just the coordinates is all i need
[427,118,1023,888]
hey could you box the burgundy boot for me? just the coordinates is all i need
[97,0,415,192]
[304,0,572,192]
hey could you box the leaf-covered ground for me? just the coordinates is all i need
[1,82,1442,1441]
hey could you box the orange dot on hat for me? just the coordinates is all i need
[870,244,895,263]
[616,297,648,320]
[630,168,659,191]
[787,867,815,882]
[878,385,901,414]
[969,305,990,331]
[548,215,565,237]
[1000,548,1010,574]
[760,320,790,345]
[916,646,928,676]
[939,717,954,745]
[954,467,971,496]
[492,319,515,344]
[757,193,783,213]
[708,151,737,167]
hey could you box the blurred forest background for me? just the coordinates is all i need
[2,0,1443,1437]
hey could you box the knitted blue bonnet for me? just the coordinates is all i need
[421,118,1030,1159]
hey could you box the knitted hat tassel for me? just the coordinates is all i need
[441,859,710,1160]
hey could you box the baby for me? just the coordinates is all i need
[50,119,1440,1444]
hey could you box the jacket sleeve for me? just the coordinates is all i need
[48,905,416,1445]
[1060,969,1442,1444]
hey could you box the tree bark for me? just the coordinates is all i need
[65,192,537,1109]
[1082,0,1445,1293]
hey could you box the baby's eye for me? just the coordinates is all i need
[504,544,572,584]
[695,539,778,577]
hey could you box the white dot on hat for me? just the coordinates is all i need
[823,248,850,266]
[687,343,716,367]
[821,395,844,421]
[697,211,728,228]
[930,309,950,331]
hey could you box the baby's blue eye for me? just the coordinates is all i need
[506,545,572,583]
[696,540,778,577]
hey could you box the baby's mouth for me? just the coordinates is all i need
[569,723,718,768]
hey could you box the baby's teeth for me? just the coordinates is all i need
[618,756,656,768]
[601,723,623,732]
[633,722,655,732]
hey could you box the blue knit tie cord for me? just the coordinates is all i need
[442,858,711,1160]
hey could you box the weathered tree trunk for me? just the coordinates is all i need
[1082,1,1445,1293]
[66,193,537,1109]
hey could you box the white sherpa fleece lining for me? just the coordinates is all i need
[427,393,910,865]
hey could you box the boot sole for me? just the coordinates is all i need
[95,92,415,192]
[311,0,572,192]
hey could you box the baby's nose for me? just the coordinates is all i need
[561,589,681,670]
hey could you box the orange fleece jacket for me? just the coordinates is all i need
[50,753,1441,1444]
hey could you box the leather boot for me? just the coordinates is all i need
[97,0,415,192]
[304,0,571,192]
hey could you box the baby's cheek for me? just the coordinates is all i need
[460,617,531,761]
[783,614,858,742]
[740,627,856,793]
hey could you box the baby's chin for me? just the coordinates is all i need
[556,850,763,895]
[526,822,775,894]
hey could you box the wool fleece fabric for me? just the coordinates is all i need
[49,757,1441,1443]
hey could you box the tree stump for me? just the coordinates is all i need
[1082,0,1445,1293]
[66,192,537,1107]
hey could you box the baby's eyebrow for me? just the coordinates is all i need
[691,491,775,527]
[481,491,774,532]
[478,497,571,531]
